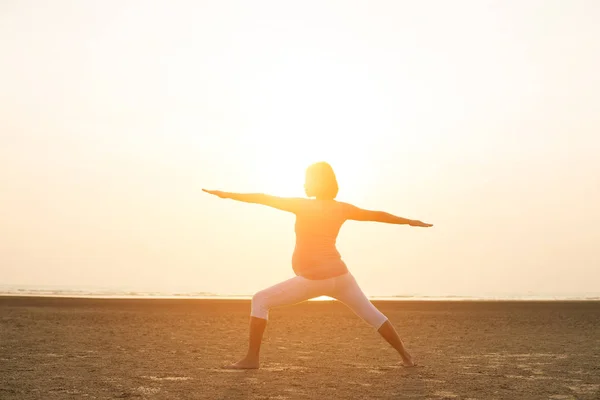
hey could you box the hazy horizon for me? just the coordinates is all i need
[2,283,600,300]
[2,1,599,299]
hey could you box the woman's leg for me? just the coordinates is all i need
[225,276,331,369]
[226,316,267,369]
[376,320,415,367]
[331,274,416,366]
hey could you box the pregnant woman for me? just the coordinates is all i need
[203,162,433,369]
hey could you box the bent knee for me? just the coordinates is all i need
[251,290,270,319]
[358,305,388,329]
[251,290,269,306]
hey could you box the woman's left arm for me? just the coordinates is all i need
[203,189,304,213]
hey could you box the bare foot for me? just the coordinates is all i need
[223,357,259,369]
[401,355,417,367]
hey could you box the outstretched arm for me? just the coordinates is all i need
[203,189,304,213]
[343,203,433,227]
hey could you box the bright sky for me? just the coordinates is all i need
[1,1,599,298]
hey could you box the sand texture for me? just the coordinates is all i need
[1,297,599,399]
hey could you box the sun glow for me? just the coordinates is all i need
[237,49,394,201]
[248,147,373,201]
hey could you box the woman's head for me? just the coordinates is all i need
[304,162,339,199]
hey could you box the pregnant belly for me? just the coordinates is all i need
[292,251,348,280]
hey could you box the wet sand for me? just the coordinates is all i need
[1,297,599,399]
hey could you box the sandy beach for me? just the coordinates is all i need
[1,297,599,399]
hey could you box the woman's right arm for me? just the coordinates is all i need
[203,189,304,213]
[342,203,433,227]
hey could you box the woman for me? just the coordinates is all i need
[203,162,433,369]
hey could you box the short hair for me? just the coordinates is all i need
[305,162,339,200]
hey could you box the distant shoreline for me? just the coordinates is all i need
[1,293,599,302]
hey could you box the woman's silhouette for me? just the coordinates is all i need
[203,162,432,369]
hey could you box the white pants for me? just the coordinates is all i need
[251,273,388,329]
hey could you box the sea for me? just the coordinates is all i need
[0,284,598,301]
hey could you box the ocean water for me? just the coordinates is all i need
[1,285,598,301]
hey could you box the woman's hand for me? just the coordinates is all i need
[202,189,229,199]
[409,220,433,227]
